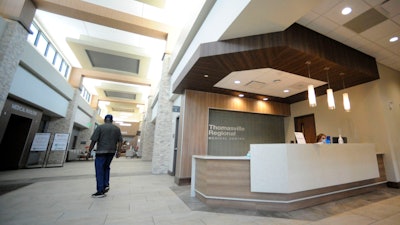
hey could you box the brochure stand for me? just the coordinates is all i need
[294,132,307,144]
[26,133,51,168]
[45,133,70,167]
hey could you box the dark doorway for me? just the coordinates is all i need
[70,127,80,150]
[294,114,316,144]
[0,114,32,170]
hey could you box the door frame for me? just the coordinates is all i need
[0,99,42,168]
[294,114,316,144]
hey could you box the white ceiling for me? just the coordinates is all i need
[299,0,400,72]
[33,0,205,123]
[33,0,400,122]
[215,68,327,98]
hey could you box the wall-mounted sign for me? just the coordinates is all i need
[208,124,246,141]
[11,103,38,116]
[208,109,285,156]
[172,106,180,112]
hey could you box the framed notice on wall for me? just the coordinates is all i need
[30,133,51,151]
[51,133,70,151]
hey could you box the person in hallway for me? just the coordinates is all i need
[87,114,123,198]
[315,133,327,144]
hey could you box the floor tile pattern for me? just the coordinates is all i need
[0,158,399,225]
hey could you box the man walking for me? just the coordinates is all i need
[87,114,123,198]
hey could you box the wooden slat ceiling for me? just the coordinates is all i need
[172,23,379,104]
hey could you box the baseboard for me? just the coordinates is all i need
[387,181,400,188]
[175,177,191,186]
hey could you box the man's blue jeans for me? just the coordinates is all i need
[95,153,114,193]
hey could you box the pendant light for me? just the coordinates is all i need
[325,67,335,110]
[340,73,351,112]
[305,61,316,107]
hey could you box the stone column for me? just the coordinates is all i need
[0,19,29,112]
[76,110,97,150]
[140,95,155,161]
[151,54,173,174]
[46,89,80,165]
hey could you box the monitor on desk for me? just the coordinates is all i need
[332,137,348,143]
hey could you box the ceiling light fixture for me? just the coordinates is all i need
[340,73,351,112]
[263,97,268,101]
[305,61,317,107]
[390,36,398,42]
[238,94,244,97]
[325,67,335,110]
[234,80,241,84]
[283,89,290,93]
[341,7,352,15]
[204,74,209,78]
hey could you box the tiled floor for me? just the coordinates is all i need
[0,158,399,225]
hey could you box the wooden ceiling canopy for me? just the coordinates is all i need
[173,23,379,104]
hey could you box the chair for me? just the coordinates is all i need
[125,150,135,158]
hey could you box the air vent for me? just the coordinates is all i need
[289,82,308,90]
[86,50,140,73]
[104,90,136,100]
[245,81,266,89]
[380,0,400,17]
[343,8,387,33]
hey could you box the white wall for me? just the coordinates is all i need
[10,66,70,117]
[170,0,250,84]
[285,63,400,182]
[20,42,74,100]
[74,108,92,128]
[75,92,95,128]
[11,41,96,133]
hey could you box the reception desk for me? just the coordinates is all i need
[191,144,386,212]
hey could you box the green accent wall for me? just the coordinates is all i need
[208,109,285,156]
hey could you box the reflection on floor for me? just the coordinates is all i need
[0,158,400,225]
[172,183,400,221]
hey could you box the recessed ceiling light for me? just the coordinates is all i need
[234,80,241,84]
[263,97,268,101]
[389,36,398,42]
[342,7,352,15]
[283,89,290,93]
[204,74,209,78]
[238,94,244,97]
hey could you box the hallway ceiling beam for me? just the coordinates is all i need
[32,0,171,40]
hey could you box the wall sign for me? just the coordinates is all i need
[172,106,180,112]
[208,109,285,156]
[11,103,38,116]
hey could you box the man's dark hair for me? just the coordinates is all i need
[104,114,113,122]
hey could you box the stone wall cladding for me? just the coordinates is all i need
[0,20,28,112]
[140,96,155,161]
[151,55,173,174]
[46,90,80,165]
